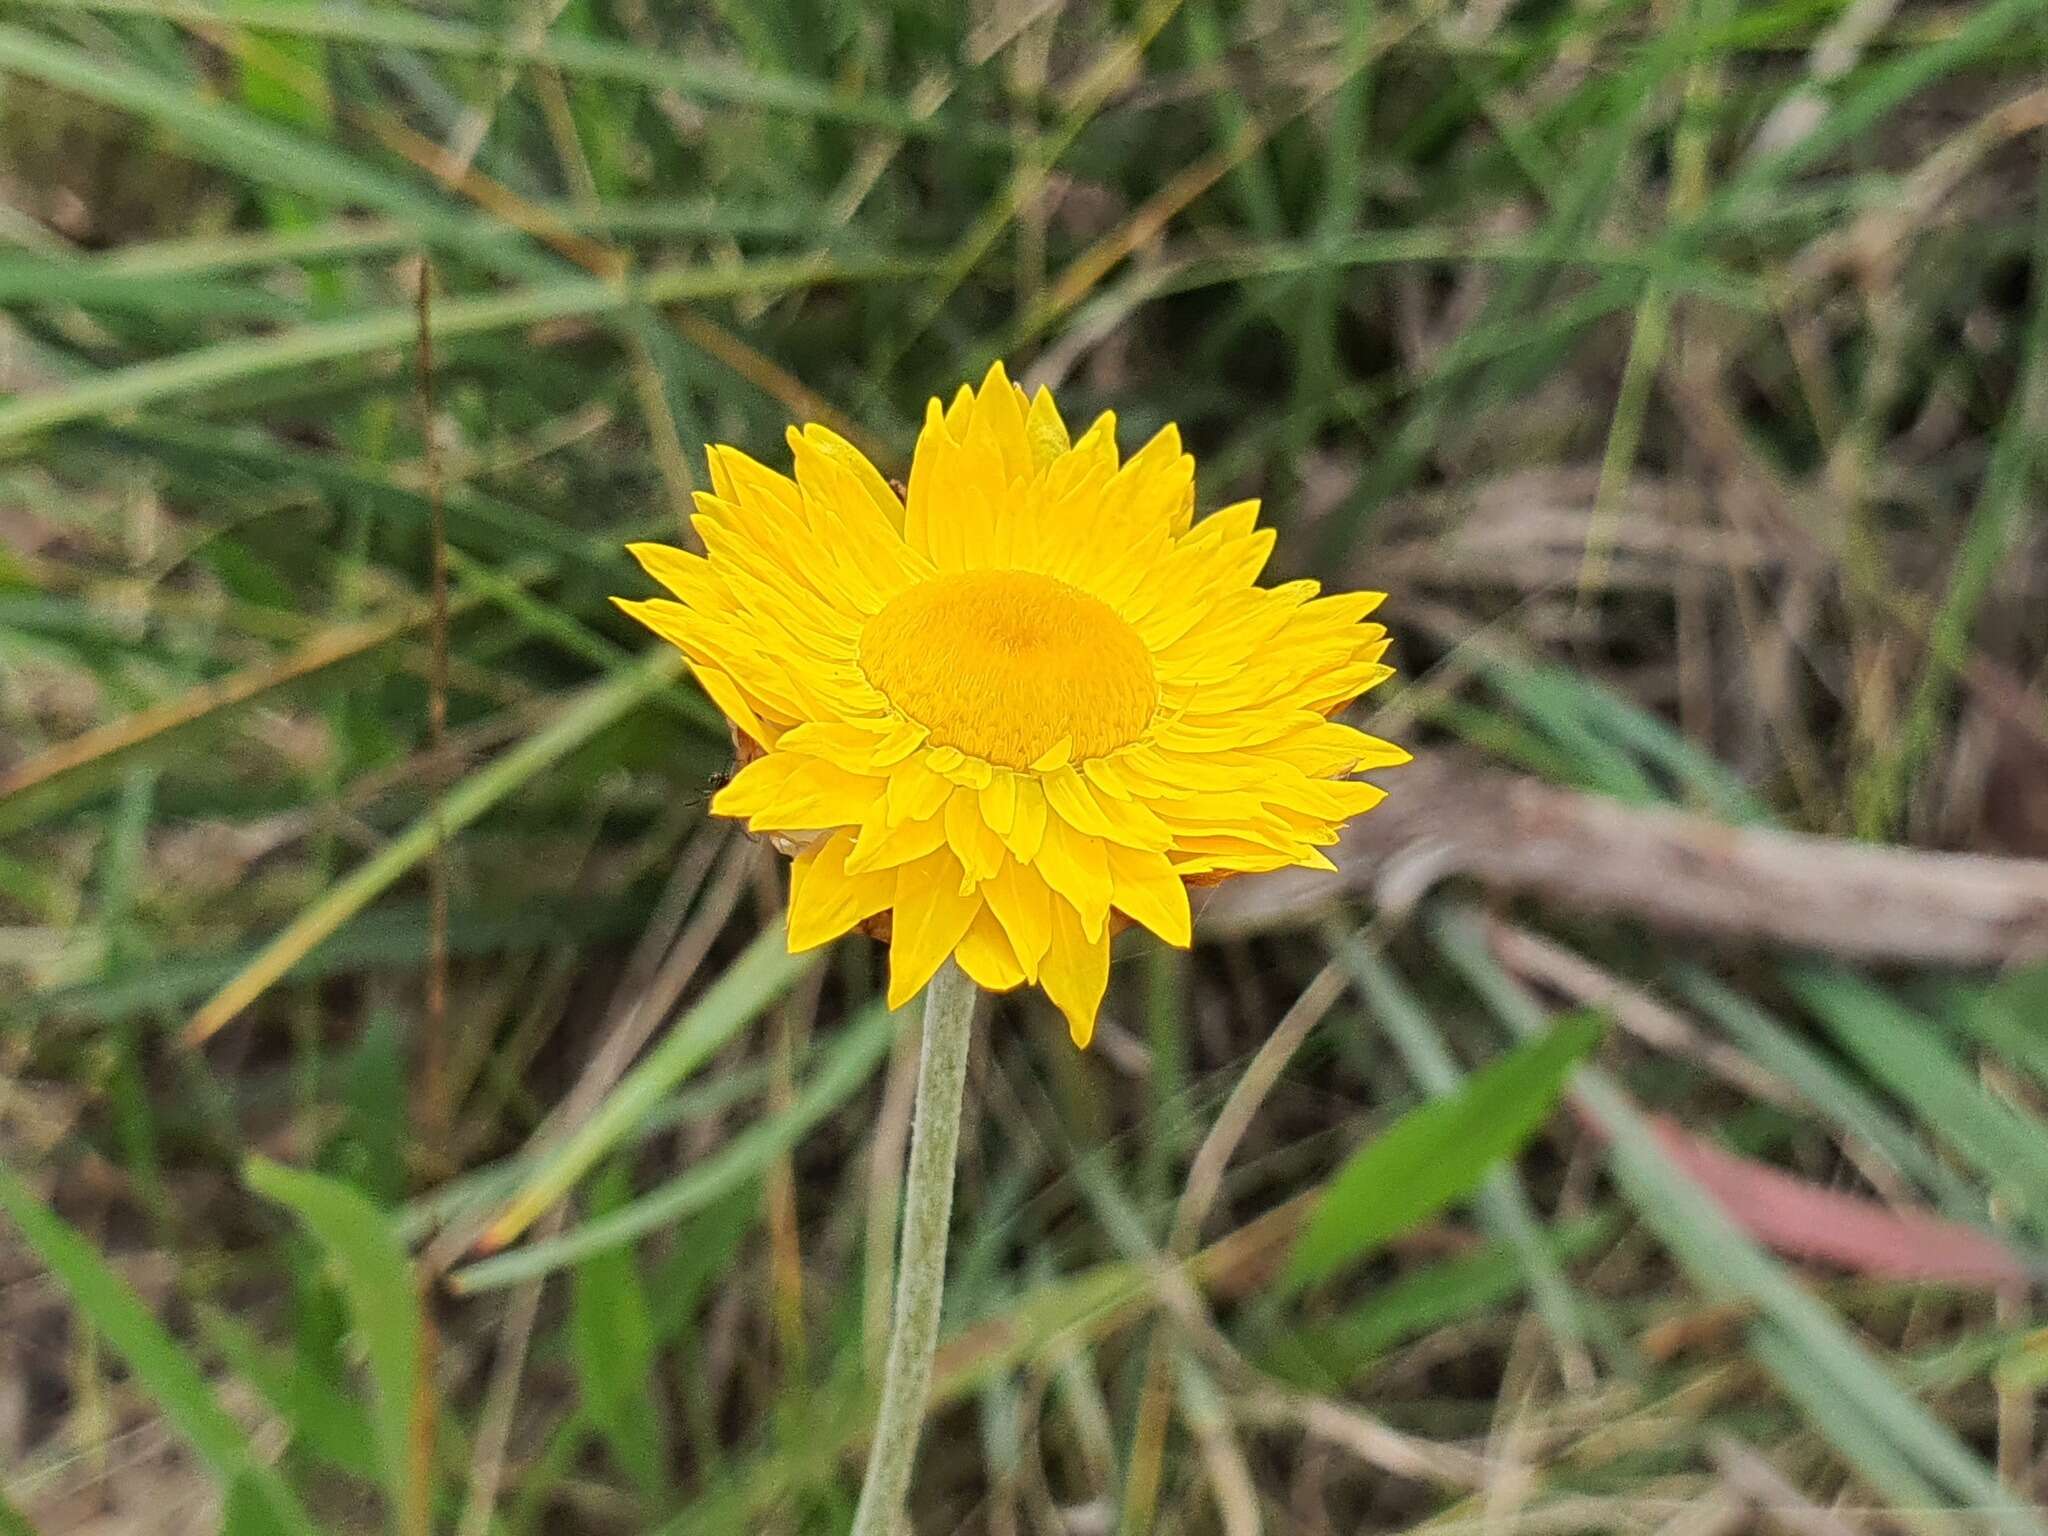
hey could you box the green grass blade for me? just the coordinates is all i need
[95,199,851,279]
[454,994,898,1291]
[1785,964,2048,1228]
[0,1159,321,1536]
[0,252,934,450]
[1262,1216,1616,1389]
[198,1304,381,1481]
[244,1156,426,1526]
[14,0,983,137]
[571,1167,667,1496]
[0,22,540,270]
[0,258,303,317]
[1750,1326,1951,1511]
[1677,968,1984,1215]
[464,926,822,1259]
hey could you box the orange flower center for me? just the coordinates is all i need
[858,570,1156,769]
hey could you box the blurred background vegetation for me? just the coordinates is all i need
[5,0,2048,1531]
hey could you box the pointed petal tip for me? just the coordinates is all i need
[783,922,839,956]
[623,539,687,574]
[885,944,924,1010]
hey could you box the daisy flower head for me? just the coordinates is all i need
[615,364,1407,1045]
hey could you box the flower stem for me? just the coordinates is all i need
[850,958,978,1536]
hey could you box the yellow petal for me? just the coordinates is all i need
[1040,899,1110,1047]
[626,541,721,608]
[706,444,803,516]
[787,829,893,951]
[943,382,975,435]
[979,771,1019,836]
[789,423,906,533]
[1025,385,1070,472]
[982,856,1053,977]
[779,719,927,776]
[1105,843,1191,948]
[1349,735,1412,770]
[999,778,1048,863]
[843,802,949,876]
[615,594,782,743]
[1031,737,1072,772]
[1071,410,1118,470]
[1041,766,1115,836]
[887,851,981,1008]
[712,752,879,832]
[944,789,1008,888]
[1031,812,1112,941]
[1043,766,1171,851]
[690,663,777,747]
[886,757,953,824]
[904,397,954,568]
[955,906,1027,991]
[964,360,1032,487]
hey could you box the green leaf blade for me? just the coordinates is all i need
[243,1156,426,1524]
[1284,1010,1605,1291]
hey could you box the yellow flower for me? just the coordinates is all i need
[616,364,1407,1045]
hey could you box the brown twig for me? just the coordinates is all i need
[1199,749,2048,966]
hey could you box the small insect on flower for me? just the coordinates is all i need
[684,765,735,814]
[615,364,1407,1045]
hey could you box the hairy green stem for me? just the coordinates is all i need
[849,958,978,1536]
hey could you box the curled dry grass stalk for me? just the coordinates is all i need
[3,1,2048,1533]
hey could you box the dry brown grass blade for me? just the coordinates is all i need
[1707,1435,1863,1536]
[1199,749,2048,965]
[188,18,622,277]
[371,113,624,277]
[455,1206,562,1536]
[1175,1356,1261,1536]
[668,311,895,469]
[405,1281,441,1536]
[927,1191,1315,1393]
[0,606,427,813]
[368,85,891,463]
[369,76,890,465]
[1238,1391,1499,1491]
[417,256,454,1166]
[1490,925,1797,1110]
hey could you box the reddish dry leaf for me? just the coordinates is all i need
[1641,1113,2037,1289]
